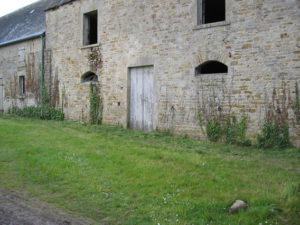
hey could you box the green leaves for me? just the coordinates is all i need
[257,123,290,149]
[205,115,251,146]
[89,83,102,124]
[206,120,222,142]
[9,106,64,121]
[225,115,251,146]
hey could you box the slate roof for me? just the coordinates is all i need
[46,0,80,11]
[0,0,59,47]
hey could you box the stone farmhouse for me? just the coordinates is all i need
[0,0,299,146]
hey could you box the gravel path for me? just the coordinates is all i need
[0,189,96,225]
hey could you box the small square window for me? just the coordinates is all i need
[197,0,225,25]
[19,76,25,95]
[83,10,98,46]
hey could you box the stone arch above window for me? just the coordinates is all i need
[81,71,98,83]
[195,60,228,75]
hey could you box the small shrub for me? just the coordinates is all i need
[224,116,237,144]
[225,115,251,146]
[206,120,222,142]
[202,115,251,146]
[257,123,290,149]
[42,107,64,120]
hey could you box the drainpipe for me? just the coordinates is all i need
[41,32,45,116]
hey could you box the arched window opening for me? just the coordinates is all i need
[81,71,98,83]
[195,61,228,75]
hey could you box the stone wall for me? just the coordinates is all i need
[0,38,44,110]
[45,0,300,147]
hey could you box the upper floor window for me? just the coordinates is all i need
[19,76,25,95]
[83,10,98,46]
[197,0,225,25]
[195,61,228,75]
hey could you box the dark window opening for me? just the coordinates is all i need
[81,72,98,83]
[197,0,225,25]
[83,11,98,46]
[19,76,25,95]
[195,61,228,75]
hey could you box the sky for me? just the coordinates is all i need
[0,0,39,17]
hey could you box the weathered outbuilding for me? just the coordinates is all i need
[1,0,299,147]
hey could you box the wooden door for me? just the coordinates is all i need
[0,78,3,113]
[130,66,154,131]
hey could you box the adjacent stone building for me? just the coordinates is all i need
[0,0,56,112]
[1,0,299,147]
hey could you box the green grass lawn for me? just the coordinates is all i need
[0,116,299,225]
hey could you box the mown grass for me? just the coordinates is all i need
[0,115,299,225]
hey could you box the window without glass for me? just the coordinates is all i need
[195,61,228,75]
[19,76,25,95]
[81,72,98,83]
[83,10,98,46]
[197,0,225,25]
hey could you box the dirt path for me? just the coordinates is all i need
[0,189,96,225]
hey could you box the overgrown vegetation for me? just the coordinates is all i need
[9,106,64,121]
[265,84,291,127]
[89,83,102,124]
[0,117,299,225]
[225,115,251,146]
[202,114,251,146]
[206,119,222,142]
[257,84,293,149]
[8,87,64,121]
[257,124,290,149]
[197,80,299,148]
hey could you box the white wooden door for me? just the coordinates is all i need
[0,78,3,112]
[130,66,154,131]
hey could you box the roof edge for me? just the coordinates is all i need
[0,31,45,48]
[45,0,78,11]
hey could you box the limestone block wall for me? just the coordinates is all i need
[46,0,300,146]
[0,38,44,111]
[46,1,101,122]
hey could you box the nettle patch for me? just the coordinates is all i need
[257,83,293,149]
[199,113,251,146]
[196,77,251,146]
[197,79,298,149]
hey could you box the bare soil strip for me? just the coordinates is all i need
[0,189,95,225]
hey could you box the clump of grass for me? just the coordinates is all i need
[282,182,299,201]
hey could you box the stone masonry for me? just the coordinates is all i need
[45,0,300,147]
[0,0,299,147]
[0,38,43,109]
